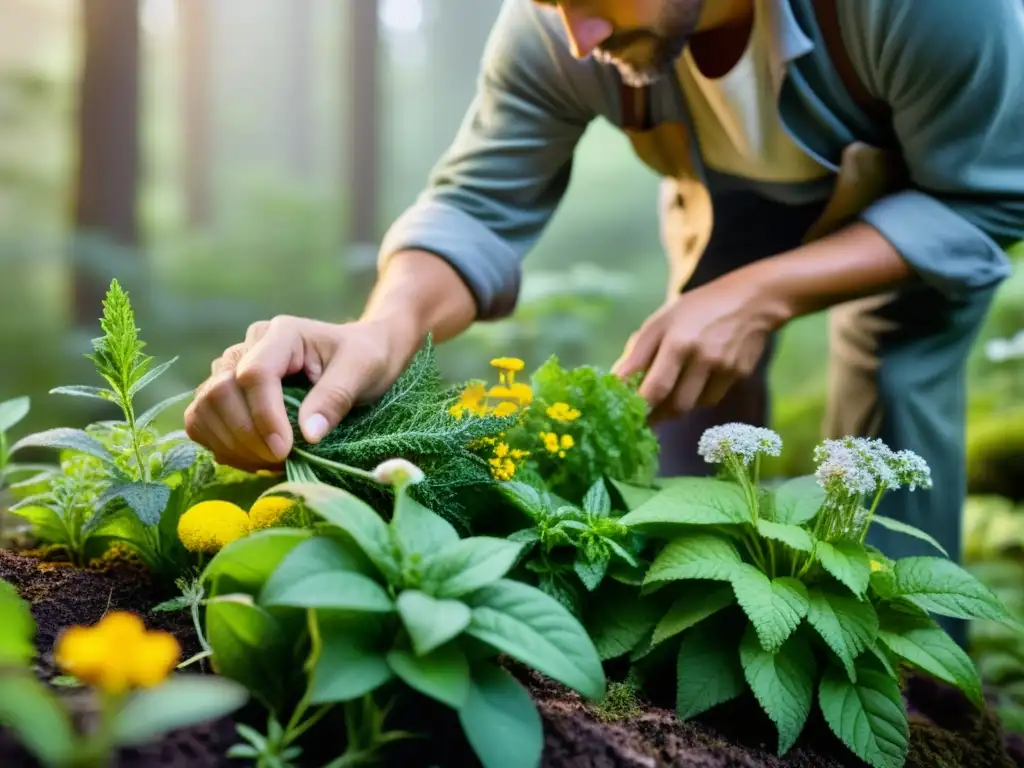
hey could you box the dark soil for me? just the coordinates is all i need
[1,548,1023,768]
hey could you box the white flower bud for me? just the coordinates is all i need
[372,458,425,487]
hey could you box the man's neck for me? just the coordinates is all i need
[690,0,756,78]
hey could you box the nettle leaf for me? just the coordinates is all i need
[10,428,117,468]
[311,614,393,704]
[392,486,461,559]
[619,477,750,529]
[643,532,743,589]
[463,579,605,700]
[818,660,909,768]
[741,626,815,755]
[0,396,30,434]
[585,585,665,661]
[397,590,472,656]
[772,475,824,526]
[128,357,179,397]
[891,556,1021,628]
[424,537,524,598]
[608,478,659,512]
[756,519,814,552]
[806,585,879,682]
[876,603,983,705]
[730,566,809,653]
[500,481,549,520]
[652,582,735,647]
[458,663,543,768]
[869,515,948,557]
[574,546,610,592]
[266,482,400,583]
[97,482,172,526]
[157,441,200,478]
[387,642,471,710]
[815,540,872,598]
[870,568,897,600]
[49,385,118,403]
[137,390,193,430]
[582,478,612,517]
[675,618,745,719]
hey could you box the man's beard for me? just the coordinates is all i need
[591,0,705,86]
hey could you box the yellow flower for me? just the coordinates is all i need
[449,382,488,419]
[492,401,519,418]
[490,357,526,386]
[177,501,251,553]
[540,431,575,459]
[488,441,527,481]
[870,559,885,572]
[546,402,581,423]
[509,383,533,405]
[54,611,180,694]
[249,496,297,530]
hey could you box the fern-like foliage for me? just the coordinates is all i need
[282,339,514,528]
[85,279,152,414]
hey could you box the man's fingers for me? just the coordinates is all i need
[185,396,263,471]
[297,350,364,444]
[204,373,282,466]
[612,324,661,379]
[669,361,713,416]
[211,344,246,377]
[637,339,686,410]
[695,370,736,409]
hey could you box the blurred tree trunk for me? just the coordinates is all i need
[72,0,140,327]
[286,0,313,178]
[179,0,212,227]
[344,0,379,301]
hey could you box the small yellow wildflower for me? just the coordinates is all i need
[54,611,180,694]
[546,402,581,423]
[177,501,251,554]
[540,431,575,458]
[492,401,519,418]
[490,357,526,386]
[449,382,488,419]
[509,382,533,405]
[488,441,527,481]
[249,496,297,530]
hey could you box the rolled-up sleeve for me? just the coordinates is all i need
[846,0,1024,299]
[378,0,594,320]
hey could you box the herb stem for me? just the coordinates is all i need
[859,489,886,543]
[292,449,380,484]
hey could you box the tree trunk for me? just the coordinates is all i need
[179,0,212,227]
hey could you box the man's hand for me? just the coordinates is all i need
[612,273,785,423]
[184,315,420,472]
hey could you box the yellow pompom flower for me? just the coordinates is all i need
[491,401,519,418]
[249,496,297,530]
[490,357,525,386]
[509,382,533,406]
[54,611,180,694]
[177,500,251,553]
[546,402,581,423]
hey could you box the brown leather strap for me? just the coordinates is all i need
[812,0,890,129]
[620,82,653,131]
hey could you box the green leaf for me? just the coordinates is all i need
[870,568,897,600]
[756,519,814,552]
[96,482,172,526]
[892,556,1021,627]
[805,585,879,682]
[311,613,393,704]
[643,532,743,588]
[619,477,750,529]
[10,427,117,468]
[137,390,193,429]
[112,676,249,746]
[500,481,548,520]
[6,503,66,547]
[869,515,948,556]
[608,478,659,512]
[263,482,400,582]
[203,528,312,598]
[49,385,116,402]
[397,590,472,656]
[0,673,76,766]
[582,478,612,517]
[261,568,393,613]
[157,441,200,478]
[391,486,461,558]
[458,663,543,768]
[773,475,825,525]
[128,357,179,397]
[730,565,809,652]
[0,396,30,434]
[463,579,606,700]
[815,540,872,598]
[574,547,610,592]
[740,626,815,755]
[0,581,35,666]
[584,584,665,661]
[150,596,190,613]
[675,618,745,719]
[876,603,983,706]
[652,583,734,647]
[387,643,470,709]
[424,537,524,598]
[818,661,909,768]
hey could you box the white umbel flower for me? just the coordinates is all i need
[697,423,783,466]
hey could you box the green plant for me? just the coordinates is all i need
[199,469,606,768]
[600,424,1023,768]
[7,280,211,576]
[0,579,247,768]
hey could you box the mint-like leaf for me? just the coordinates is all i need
[756,519,814,552]
[806,585,879,681]
[387,643,470,710]
[396,590,472,657]
[619,477,750,529]
[458,664,542,768]
[730,565,809,652]
[892,556,1020,627]
[97,482,172,526]
[644,532,743,588]
[392,487,461,559]
[675,619,745,719]
[815,540,872,597]
[582,478,611,517]
[652,583,734,647]
[772,475,824,525]
[424,537,524,598]
[11,428,117,469]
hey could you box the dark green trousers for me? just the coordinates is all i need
[655,190,995,648]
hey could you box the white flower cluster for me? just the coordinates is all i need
[813,437,931,497]
[697,423,783,467]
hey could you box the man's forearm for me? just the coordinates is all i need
[360,249,479,354]
[737,221,916,327]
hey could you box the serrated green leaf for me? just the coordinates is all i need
[584,583,664,661]
[0,396,30,434]
[730,565,808,652]
[500,481,548,520]
[574,547,610,591]
[740,625,815,755]
[158,441,200,478]
[397,590,472,656]
[876,603,983,705]
[869,515,948,556]
[463,579,605,700]
[392,486,461,559]
[387,643,470,709]
[675,619,745,719]
[582,478,612,517]
[644,532,743,588]
[815,540,872,597]
[892,556,1020,627]
[870,568,897,600]
[97,482,171,526]
[756,519,814,552]
[129,357,179,396]
[652,583,734,647]
[458,663,542,768]
[806,586,878,681]
[772,475,825,525]
[619,477,750,529]
[424,537,524,598]
[10,427,117,467]
[818,661,909,768]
